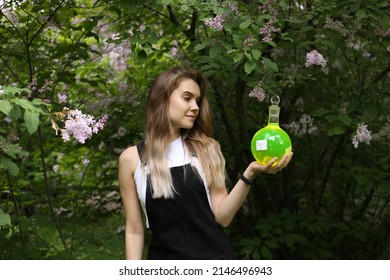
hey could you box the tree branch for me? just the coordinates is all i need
[38,127,68,251]
[25,0,66,48]
[371,64,390,84]
[167,5,197,40]
[0,54,23,84]
[315,135,345,214]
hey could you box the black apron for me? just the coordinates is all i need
[137,142,235,260]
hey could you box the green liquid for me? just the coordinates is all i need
[251,123,292,166]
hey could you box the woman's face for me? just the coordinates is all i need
[168,78,201,135]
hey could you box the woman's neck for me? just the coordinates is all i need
[169,129,182,142]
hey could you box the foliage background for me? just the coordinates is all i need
[0,0,389,259]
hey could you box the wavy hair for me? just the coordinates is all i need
[142,67,226,198]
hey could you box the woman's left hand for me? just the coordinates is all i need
[246,152,294,177]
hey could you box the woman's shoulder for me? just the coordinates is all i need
[119,145,140,173]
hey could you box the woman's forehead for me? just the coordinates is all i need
[175,79,201,97]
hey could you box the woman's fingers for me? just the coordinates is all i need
[266,152,294,174]
[249,152,294,176]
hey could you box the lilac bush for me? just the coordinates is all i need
[0,0,388,260]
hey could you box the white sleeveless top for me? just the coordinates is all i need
[133,136,211,227]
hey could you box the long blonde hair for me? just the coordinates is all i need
[142,67,226,198]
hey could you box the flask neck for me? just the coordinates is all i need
[268,104,280,125]
[268,116,279,124]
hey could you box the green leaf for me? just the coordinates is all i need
[325,114,337,122]
[338,114,352,125]
[209,45,222,57]
[327,126,347,136]
[297,41,312,48]
[311,108,329,117]
[263,57,278,72]
[232,34,242,47]
[265,240,278,249]
[365,104,378,121]
[194,42,209,51]
[244,60,257,74]
[251,49,261,60]
[12,98,42,112]
[0,100,13,115]
[9,104,21,122]
[356,10,366,21]
[260,246,273,259]
[180,4,189,11]
[32,98,51,108]
[233,53,244,63]
[1,157,19,176]
[380,16,389,30]
[161,0,173,5]
[2,86,30,96]
[239,19,252,29]
[265,40,277,48]
[0,209,11,226]
[320,40,336,49]
[24,110,40,135]
[202,70,217,77]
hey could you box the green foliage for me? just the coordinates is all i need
[237,210,387,259]
[0,86,49,176]
[1,0,389,259]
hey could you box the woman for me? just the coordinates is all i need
[118,67,293,260]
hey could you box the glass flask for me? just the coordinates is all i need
[251,95,292,166]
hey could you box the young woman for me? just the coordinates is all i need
[118,67,293,260]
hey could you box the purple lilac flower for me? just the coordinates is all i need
[259,20,280,42]
[242,33,255,47]
[115,39,131,56]
[305,50,327,67]
[372,122,390,141]
[27,76,38,92]
[7,134,19,143]
[57,93,68,103]
[60,108,108,144]
[352,123,372,148]
[205,14,225,31]
[171,47,179,58]
[92,114,108,133]
[4,116,12,124]
[375,27,390,37]
[222,2,239,14]
[324,17,348,37]
[249,83,266,102]
[284,114,318,137]
[38,79,51,93]
[258,0,278,18]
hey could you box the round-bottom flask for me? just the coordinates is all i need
[251,96,292,165]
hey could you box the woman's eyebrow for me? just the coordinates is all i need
[183,91,201,98]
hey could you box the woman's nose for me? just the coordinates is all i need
[190,100,199,111]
